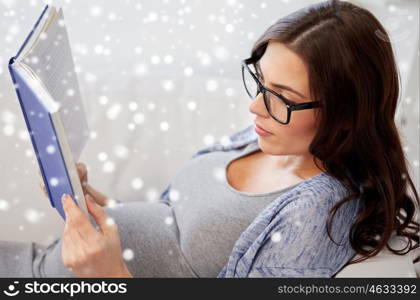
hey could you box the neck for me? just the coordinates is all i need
[266,153,326,180]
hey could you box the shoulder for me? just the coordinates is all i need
[255,172,361,224]
[247,173,362,276]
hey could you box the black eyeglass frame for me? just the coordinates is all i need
[241,59,321,125]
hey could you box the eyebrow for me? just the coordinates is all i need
[256,61,306,99]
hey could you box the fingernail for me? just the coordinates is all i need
[61,194,67,204]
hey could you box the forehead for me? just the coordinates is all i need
[259,41,309,88]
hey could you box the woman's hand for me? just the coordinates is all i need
[61,193,133,278]
[38,163,110,207]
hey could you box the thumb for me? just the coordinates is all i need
[85,194,117,235]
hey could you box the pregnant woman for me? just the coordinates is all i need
[1,0,419,278]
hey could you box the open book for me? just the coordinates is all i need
[8,5,94,224]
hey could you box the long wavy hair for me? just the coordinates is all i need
[247,0,419,266]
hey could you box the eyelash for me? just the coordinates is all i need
[256,74,298,104]
[256,74,282,93]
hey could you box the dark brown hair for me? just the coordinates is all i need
[248,0,419,266]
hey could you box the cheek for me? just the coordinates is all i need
[287,111,318,136]
[264,112,317,155]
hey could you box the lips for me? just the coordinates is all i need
[254,122,272,134]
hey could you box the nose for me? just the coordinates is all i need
[249,93,269,118]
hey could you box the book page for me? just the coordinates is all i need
[22,7,89,162]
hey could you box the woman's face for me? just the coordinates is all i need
[249,41,319,160]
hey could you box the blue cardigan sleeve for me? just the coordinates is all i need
[245,191,360,278]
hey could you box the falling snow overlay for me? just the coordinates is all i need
[0,1,417,264]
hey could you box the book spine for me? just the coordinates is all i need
[7,64,56,210]
[15,4,49,59]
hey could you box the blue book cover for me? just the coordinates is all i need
[8,5,93,223]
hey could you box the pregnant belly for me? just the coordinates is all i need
[103,201,198,277]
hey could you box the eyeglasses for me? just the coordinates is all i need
[241,59,321,125]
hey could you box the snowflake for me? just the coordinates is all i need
[226,0,237,7]
[169,189,180,202]
[90,5,103,17]
[162,80,175,91]
[213,45,230,60]
[49,177,59,186]
[90,131,98,139]
[104,198,118,209]
[1,110,16,124]
[108,12,117,21]
[225,24,234,33]
[206,79,218,92]
[46,144,56,154]
[134,63,148,76]
[106,103,122,120]
[225,87,235,97]
[146,188,159,202]
[197,51,212,66]
[150,55,161,64]
[94,44,104,55]
[123,248,134,261]
[128,102,138,111]
[219,135,232,147]
[187,101,197,111]
[133,112,145,124]
[25,149,33,157]
[203,134,215,146]
[98,95,109,105]
[9,24,19,35]
[18,130,30,141]
[165,216,174,225]
[66,88,75,97]
[106,217,115,226]
[147,102,156,111]
[212,166,226,182]
[30,56,39,64]
[270,232,282,243]
[147,12,158,22]
[160,121,170,131]
[98,152,108,161]
[24,208,42,223]
[131,177,144,190]
[84,72,97,83]
[0,199,10,211]
[3,125,15,136]
[134,46,143,54]
[184,66,194,76]
[163,54,174,64]
[102,161,115,173]
[114,144,129,159]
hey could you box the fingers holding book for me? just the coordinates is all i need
[38,163,110,207]
[37,163,88,196]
